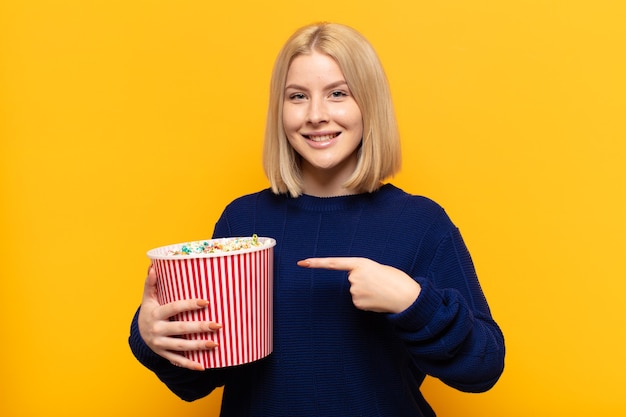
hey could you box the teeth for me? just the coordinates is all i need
[306,134,338,142]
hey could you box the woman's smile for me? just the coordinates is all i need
[303,132,340,142]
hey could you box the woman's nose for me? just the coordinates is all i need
[307,98,329,124]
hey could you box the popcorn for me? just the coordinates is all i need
[166,234,265,256]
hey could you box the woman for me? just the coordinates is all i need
[129,22,505,416]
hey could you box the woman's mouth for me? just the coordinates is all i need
[303,133,340,142]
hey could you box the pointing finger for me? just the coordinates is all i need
[297,257,361,271]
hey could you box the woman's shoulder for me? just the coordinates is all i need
[223,188,284,212]
[377,184,446,214]
[376,184,459,232]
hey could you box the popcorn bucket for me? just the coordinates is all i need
[147,237,275,368]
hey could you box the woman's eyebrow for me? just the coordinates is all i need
[285,80,348,91]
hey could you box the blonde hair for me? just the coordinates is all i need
[263,23,401,197]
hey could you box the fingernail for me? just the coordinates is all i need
[196,299,209,307]
[205,341,219,348]
[297,260,310,267]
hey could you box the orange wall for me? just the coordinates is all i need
[1,1,625,416]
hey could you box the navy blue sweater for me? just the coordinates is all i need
[129,184,505,416]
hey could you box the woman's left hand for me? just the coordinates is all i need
[297,257,421,313]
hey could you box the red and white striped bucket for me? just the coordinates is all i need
[147,237,275,368]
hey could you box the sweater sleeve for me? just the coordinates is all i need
[387,226,505,393]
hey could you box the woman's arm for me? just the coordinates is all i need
[388,227,505,392]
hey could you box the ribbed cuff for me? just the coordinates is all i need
[387,277,443,331]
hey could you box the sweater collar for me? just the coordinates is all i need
[285,183,396,212]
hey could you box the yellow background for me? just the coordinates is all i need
[1,0,625,416]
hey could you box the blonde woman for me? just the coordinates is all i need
[130,22,505,417]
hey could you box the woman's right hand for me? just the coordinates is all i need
[138,266,222,371]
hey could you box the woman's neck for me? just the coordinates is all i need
[299,157,360,197]
[300,169,360,197]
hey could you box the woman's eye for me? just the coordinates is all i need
[330,90,348,98]
[288,93,306,100]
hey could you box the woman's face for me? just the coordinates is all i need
[283,51,363,193]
